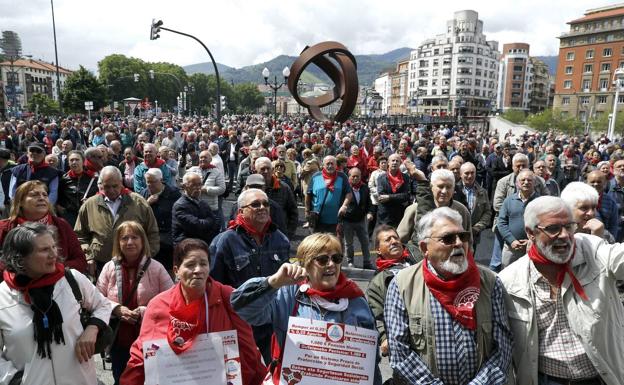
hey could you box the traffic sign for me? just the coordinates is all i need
[84,101,94,111]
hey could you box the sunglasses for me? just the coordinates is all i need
[536,222,577,238]
[242,200,270,209]
[429,231,471,245]
[313,254,344,266]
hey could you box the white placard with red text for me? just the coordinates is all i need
[280,317,378,385]
[143,330,241,385]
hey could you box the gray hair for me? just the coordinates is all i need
[255,156,272,169]
[145,167,163,181]
[182,171,200,185]
[431,155,448,165]
[98,165,122,184]
[237,188,267,208]
[417,207,463,242]
[512,153,529,165]
[1,223,57,274]
[560,182,599,209]
[84,146,101,160]
[524,196,572,231]
[430,169,455,185]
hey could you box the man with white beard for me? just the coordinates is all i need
[499,196,624,385]
[385,207,513,385]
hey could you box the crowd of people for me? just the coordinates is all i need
[0,112,622,385]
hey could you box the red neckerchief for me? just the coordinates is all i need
[300,273,364,300]
[350,180,363,192]
[528,243,587,301]
[228,213,272,243]
[116,257,142,348]
[124,156,138,165]
[271,175,281,190]
[422,251,481,330]
[201,164,216,170]
[565,149,575,159]
[145,158,166,168]
[3,263,65,303]
[386,170,404,193]
[28,160,49,173]
[166,282,208,354]
[16,213,53,226]
[322,169,337,192]
[346,155,361,169]
[367,157,379,172]
[84,158,102,174]
[68,168,96,179]
[597,194,603,210]
[97,188,131,197]
[376,248,409,272]
[543,173,550,181]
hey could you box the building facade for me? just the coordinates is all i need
[407,10,500,117]
[529,57,553,113]
[373,73,391,115]
[497,43,532,112]
[0,58,72,116]
[554,4,624,124]
[389,60,409,115]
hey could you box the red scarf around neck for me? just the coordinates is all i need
[166,282,208,354]
[350,180,363,192]
[301,273,364,300]
[201,163,216,170]
[376,248,410,272]
[3,263,65,303]
[528,243,587,301]
[84,158,102,173]
[386,170,404,193]
[322,169,337,192]
[97,187,131,197]
[271,175,281,190]
[68,168,96,179]
[16,213,53,226]
[28,160,49,173]
[422,251,481,330]
[117,257,142,348]
[145,158,166,169]
[228,213,272,242]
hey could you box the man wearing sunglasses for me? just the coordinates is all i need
[385,207,513,385]
[9,142,60,205]
[500,196,624,385]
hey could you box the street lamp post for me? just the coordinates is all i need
[608,68,624,140]
[150,19,222,126]
[50,0,63,115]
[262,67,290,116]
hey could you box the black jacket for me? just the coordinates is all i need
[342,184,372,223]
[58,172,98,215]
[219,141,242,164]
[376,171,411,227]
[265,180,298,238]
[141,185,182,246]
[172,194,221,246]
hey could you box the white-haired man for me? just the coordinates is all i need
[499,196,624,385]
[74,166,160,276]
[133,143,173,192]
[385,207,513,385]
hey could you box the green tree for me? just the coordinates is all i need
[232,83,265,113]
[590,111,624,134]
[27,93,59,116]
[501,109,526,124]
[524,108,584,135]
[188,74,233,115]
[61,66,106,112]
[525,109,553,132]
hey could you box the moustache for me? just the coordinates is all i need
[450,248,465,258]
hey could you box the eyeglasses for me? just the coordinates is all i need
[536,222,577,238]
[428,231,471,245]
[242,200,270,209]
[313,254,344,266]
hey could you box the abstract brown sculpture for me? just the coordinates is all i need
[287,41,359,123]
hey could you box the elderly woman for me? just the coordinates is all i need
[0,180,87,274]
[0,223,112,385]
[561,181,614,242]
[97,221,172,385]
[57,150,99,227]
[272,159,294,192]
[121,238,265,385]
[118,147,142,191]
[231,233,382,385]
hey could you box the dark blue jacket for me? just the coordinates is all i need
[171,194,220,246]
[209,224,289,288]
[141,185,181,246]
[376,171,411,227]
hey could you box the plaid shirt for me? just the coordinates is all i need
[385,274,513,385]
[530,262,599,380]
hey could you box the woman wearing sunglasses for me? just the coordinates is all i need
[231,232,382,385]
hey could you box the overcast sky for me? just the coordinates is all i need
[0,0,613,73]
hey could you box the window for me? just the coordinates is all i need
[589,36,597,44]
[604,48,613,57]
[512,83,522,89]
[563,80,572,89]
[600,79,609,89]
[567,52,575,61]
[598,95,608,104]
[475,79,481,86]
[586,50,594,59]
[584,64,593,73]
[583,79,591,90]
[580,96,590,105]
[513,66,524,71]
[601,63,611,71]
[619,95,624,104]
[565,66,573,74]
[562,97,571,105]
[434,49,439,55]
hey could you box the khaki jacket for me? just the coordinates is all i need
[499,233,624,385]
[74,192,160,263]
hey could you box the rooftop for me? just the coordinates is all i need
[569,4,624,24]
[0,58,72,75]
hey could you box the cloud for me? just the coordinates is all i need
[0,0,601,72]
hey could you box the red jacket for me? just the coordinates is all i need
[121,278,265,385]
[0,215,87,274]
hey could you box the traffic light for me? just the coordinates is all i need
[220,96,227,110]
[150,19,163,41]
[134,73,140,82]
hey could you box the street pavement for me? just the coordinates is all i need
[95,196,495,383]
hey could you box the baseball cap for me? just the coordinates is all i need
[28,143,46,153]
[245,174,266,188]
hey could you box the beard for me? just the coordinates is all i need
[437,248,469,275]
[536,237,574,264]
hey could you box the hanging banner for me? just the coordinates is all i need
[280,317,377,385]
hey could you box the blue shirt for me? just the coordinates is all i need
[307,171,351,225]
